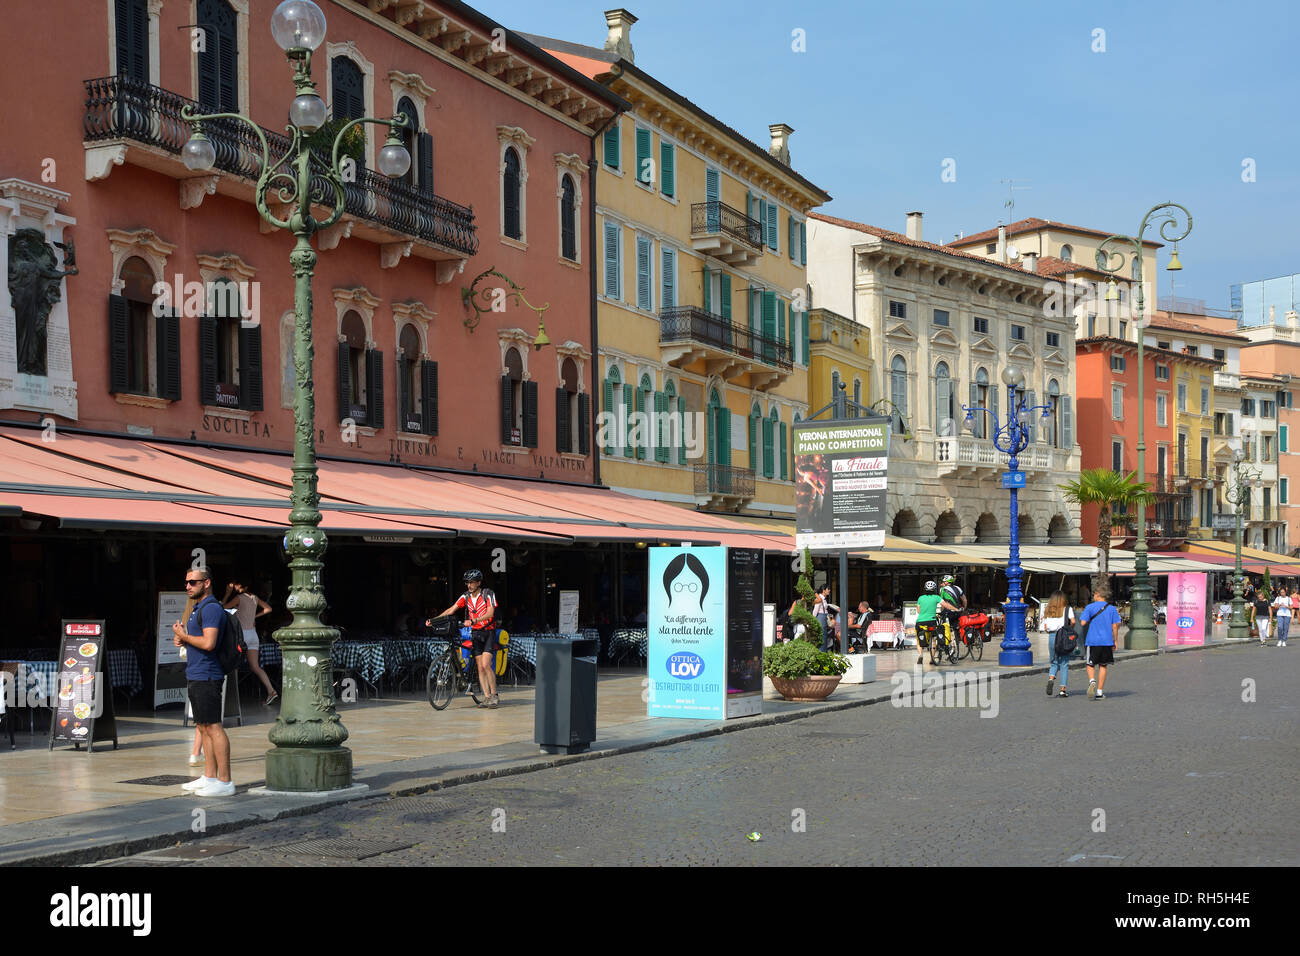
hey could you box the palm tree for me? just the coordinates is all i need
[1059,469,1153,592]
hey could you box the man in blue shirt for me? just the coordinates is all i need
[1079,584,1122,701]
[172,568,235,796]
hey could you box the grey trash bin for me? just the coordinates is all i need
[534,636,598,754]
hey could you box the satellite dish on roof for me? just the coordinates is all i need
[1007,245,1020,260]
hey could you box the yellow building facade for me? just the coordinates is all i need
[532,15,829,519]
[807,307,872,424]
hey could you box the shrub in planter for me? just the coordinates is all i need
[762,639,850,679]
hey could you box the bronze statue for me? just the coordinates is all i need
[8,228,77,376]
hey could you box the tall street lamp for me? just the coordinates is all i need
[1225,448,1262,640]
[962,365,1055,665]
[182,0,412,792]
[1095,202,1193,650]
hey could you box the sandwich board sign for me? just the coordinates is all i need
[49,620,117,752]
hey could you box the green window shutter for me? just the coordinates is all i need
[719,273,731,320]
[603,378,615,455]
[767,201,778,250]
[661,248,675,307]
[777,299,786,346]
[1282,424,1289,454]
[635,385,647,459]
[623,383,635,457]
[802,312,810,366]
[655,392,669,462]
[748,413,758,468]
[722,408,732,467]
[758,200,766,247]
[660,141,674,196]
[762,418,774,478]
[702,266,711,313]
[603,222,620,298]
[677,396,688,464]
[789,216,796,260]
[603,122,620,168]
[780,422,788,480]
[636,236,651,310]
[762,291,776,360]
[746,190,753,220]
[635,127,652,185]
[801,223,807,265]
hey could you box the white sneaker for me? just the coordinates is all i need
[194,779,236,797]
[181,776,213,792]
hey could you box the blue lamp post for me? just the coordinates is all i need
[962,365,1055,666]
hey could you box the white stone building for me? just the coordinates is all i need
[807,211,1081,545]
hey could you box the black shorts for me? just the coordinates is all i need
[188,679,224,725]
[1085,645,1115,667]
[470,628,499,657]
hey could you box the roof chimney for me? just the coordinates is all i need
[996,222,1007,263]
[905,211,923,242]
[768,124,793,165]
[1023,251,1038,273]
[603,8,637,62]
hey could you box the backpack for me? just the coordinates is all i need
[1053,607,1078,657]
[216,607,247,675]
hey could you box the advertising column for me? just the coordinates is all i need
[726,548,764,718]
[1166,572,1207,645]
[647,546,727,719]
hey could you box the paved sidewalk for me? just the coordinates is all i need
[0,627,1250,865]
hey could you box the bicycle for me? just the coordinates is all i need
[917,619,957,665]
[426,624,485,710]
[954,611,989,662]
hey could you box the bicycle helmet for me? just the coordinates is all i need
[923,580,938,593]
[463,569,483,583]
[942,574,957,585]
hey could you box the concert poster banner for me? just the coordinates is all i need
[793,417,890,551]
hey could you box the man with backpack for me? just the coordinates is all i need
[172,568,236,796]
[1078,584,1122,701]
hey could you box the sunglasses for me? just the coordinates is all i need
[184,579,206,587]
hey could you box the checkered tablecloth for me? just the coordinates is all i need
[1,661,57,703]
[251,640,282,668]
[333,641,386,684]
[107,649,142,695]
[609,629,648,664]
[381,639,445,673]
[507,634,539,665]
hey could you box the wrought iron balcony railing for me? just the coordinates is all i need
[694,463,756,498]
[660,306,792,371]
[83,76,478,257]
[690,201,763,250]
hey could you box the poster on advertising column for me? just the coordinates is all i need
[648,546,727,720]
[1166,572,1207,645]
[793,417,891,551]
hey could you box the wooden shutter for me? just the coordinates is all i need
[635,127,652,185]
[767,201,778,250]
[634,385,647,459]
[780,422,788,480]
[660,141,674,196]
[108,295,130,393]
[991,381,999,427]
[801,223,807,265]
[337,341,352,421]
[218,23,237,111]
[762,291,776,359]
[935,376,951,435]
[500,375,513,444]
[762,417,774,478]
[199,316,218,406]
[661,248,675,307]
[788,216,796,260]
[705,167,719,203]
[702,266,711,313]
[758,200,766,247]
[623,383,634,457]
[802,312,810,366]
[117,0,149,82]
[522,380,538,448]
[677,396,688,465]
[417,131,434,195]
[237,321,262,410]
[578,392,591,455]
[654,392,669,462]
[556,386,570,453]
[602,378,615,455]
[719,273,731,320]
[367,348,384,428]
[777,299,786,348]
[156,310,181,401]
[603,222,619,298]
[748,413,758,468]
[1062,396,1073,450]
[636,237,651,310]
[197,48,219,109]
[603,122,619,168]
[421,360,438,435]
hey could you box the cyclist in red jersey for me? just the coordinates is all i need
[430,569,500,708]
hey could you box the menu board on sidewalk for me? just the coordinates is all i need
[154,591,189,708]
[49,620,118,752]
[558,590,580,635]
[725,548,763,718]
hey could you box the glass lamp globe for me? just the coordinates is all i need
[1001,366,1025,389]
[289,93,327,132]
[271,0,327,52]
[182,134,216,171]
[377,139,412,179]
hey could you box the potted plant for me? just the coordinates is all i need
[763,548,849,701]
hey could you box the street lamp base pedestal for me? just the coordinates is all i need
[265,746,354,792]
[997,648,1034,667]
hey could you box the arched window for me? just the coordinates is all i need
[116,256,157,395]
[558,356,579,454]
[503,147,521,240]
[207,278,241,402]
[766,406,781,479]
[934,361,953,437]
[973,367,990,439]
[396,95,418,189]
[707,388,728,471]
[340,310,367,414]
[331,56,364,122]
[1048,378,1062,448]
[398,323,421,428]
[1059,244,1073,263]
[890,355,907,435]
[602,365,622,457]
[502,346,524,445]
[196,0,238,111]
[560,174,576,261]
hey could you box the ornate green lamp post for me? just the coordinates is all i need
[1225,448,1262,640]
[181,0,412,791]
[1095,202,1192,650]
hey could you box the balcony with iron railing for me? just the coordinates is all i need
[659,305,792,390]
[690,200,764,266]
[83,76,478,274]
[694,463,756,504]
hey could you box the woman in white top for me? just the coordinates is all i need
[1272,586,1291,647]
[1041,590,1076,698]
[224,580,277,704]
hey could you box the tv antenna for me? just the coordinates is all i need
[1000,179,1031,215]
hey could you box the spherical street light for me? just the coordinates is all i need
[271,0,327,53]
[289,93,327,132]
[181,132,217,171]
[377,133,412,179]
[1001,366,1025,389]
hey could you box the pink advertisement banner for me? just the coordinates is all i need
[1167,572,1207,645]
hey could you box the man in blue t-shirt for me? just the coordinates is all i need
[1079,584,1122,701]
[172,568,235,796]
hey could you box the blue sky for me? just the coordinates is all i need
[477,0,1299,311]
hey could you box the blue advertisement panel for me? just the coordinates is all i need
[648,546,727,719]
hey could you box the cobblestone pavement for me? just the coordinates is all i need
[105,646,1298,866]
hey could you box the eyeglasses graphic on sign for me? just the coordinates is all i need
[673,582,699,593]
